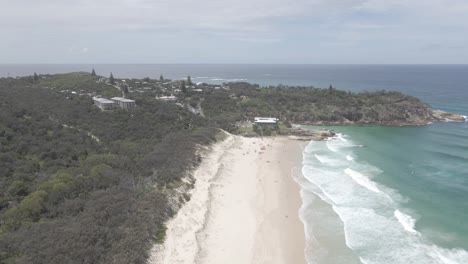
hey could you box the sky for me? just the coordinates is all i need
[1,0,468,64]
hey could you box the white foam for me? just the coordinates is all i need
[314,154,342,165]
[326,136,352,153]
[300,135,468,264]
[427,246,468,264]
[394,210,417,233]
[344,168,381,193]
[314,154,325,163]
[337,133,348,142]
[463,115,467,122]
[210,78,247,82]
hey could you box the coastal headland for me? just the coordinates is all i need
[149,134,307,264]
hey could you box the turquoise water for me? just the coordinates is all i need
[300,121,468,264]
[2,64,468,263]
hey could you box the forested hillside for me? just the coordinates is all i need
[199,82,435,129]
[0,74,218,264]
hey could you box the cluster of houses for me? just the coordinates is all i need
[93,97,136,111]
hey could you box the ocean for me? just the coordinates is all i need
[2,64,467,263]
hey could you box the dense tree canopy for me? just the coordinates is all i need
[0,74,217,264]
[200,82,434,128]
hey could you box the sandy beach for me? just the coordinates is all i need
[148,134,306,264]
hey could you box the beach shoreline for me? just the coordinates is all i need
[148,135,307,264]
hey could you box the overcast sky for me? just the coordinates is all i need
[2,0,468,64]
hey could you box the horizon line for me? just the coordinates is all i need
[1,63,468,66]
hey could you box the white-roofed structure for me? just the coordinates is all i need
[93,97,116,111]
[254,117,278,125]
[111,97,136,109]
[156,95,177,102]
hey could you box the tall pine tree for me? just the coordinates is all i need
[109,72,115,85]
[91,68,96,76]
[181,80,187,93]
[187,75,192,85]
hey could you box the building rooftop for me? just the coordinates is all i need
[157,95,177,100]
[111,97,135,103]
[254,117,278,124]
[93,97,115,104]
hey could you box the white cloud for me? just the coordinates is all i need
[2,0,468,34]
[0,0,314,31]
[1,0,468,63]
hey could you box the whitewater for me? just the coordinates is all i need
[298,134,468,264]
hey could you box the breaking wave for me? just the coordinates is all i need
[299,134,468,264]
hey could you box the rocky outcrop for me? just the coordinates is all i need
[286,128,336,141]
[432,110,466,122]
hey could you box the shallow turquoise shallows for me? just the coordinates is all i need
[300,120,468,264]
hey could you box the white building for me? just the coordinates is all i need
[254,117,278,125]
[156,95,177,102]
[111,97,136,109]
[93,97,116,111]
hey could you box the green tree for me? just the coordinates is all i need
[187,75,192,86]
[181,80,187,93]
[109,72,115,85]
[160,74,164,81]
[33,72,39,81]
[6,180,29,197]
[121,84,129,94]
[91,68,96,76]
[1,190,47,231]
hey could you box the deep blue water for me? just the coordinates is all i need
[2,64,467,263]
